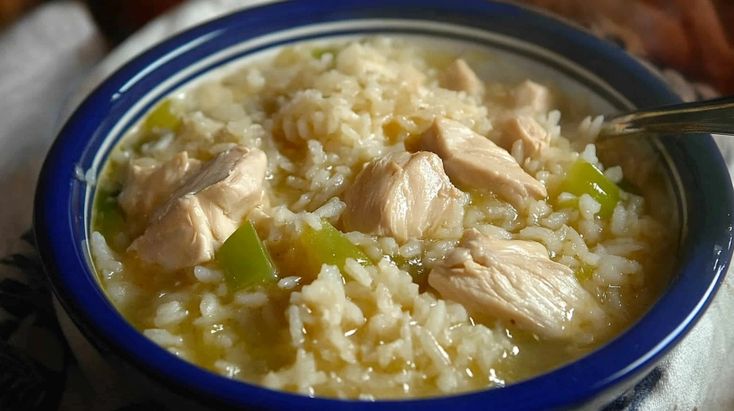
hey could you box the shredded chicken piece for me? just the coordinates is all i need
[129,146,267,270]
[342,151,466,243]
[118,151,201,220]
[420,118,546,209]
[428,229,604,339]
[440,58,484,97]
[511,80,552,113]
[499,115,550,157]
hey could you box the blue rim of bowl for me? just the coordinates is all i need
[34,0,734,410]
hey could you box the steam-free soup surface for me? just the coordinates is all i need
[91,37,675,398]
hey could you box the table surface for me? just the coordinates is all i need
[0,1,732,410]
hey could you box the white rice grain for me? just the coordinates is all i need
[604,165,623,183]
[154,301,188,328]
[90,232,123,279]
[277,276,302,290]
[578,194,601,220]
[398,239,422,258]
[580,144,599,167]
[313,197,346,220]
[193,266,223,283]
[344,258,372,287]
[234,291,269,307]
[144,328,183,347]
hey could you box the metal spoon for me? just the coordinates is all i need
[599,96,734,139]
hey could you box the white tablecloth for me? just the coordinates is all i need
[0,1,732,410]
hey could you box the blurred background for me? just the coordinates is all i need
[2,0,733,93]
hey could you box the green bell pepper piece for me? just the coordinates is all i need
[93,188,124,238]
[391,254,427,284]
[217,221,277,290]
[300,220,370,275]
[311,46,339,59]
[559,159,620,218]
[574,263,595,281]
[143,99,180,133]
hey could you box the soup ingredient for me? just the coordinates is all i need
[559,159,620,217]
[428,229,603,339]
[420,118,547,208]
[217,220,277,290]
[118,151,202,219]
[311,46,339,59]
[439,58,484,97]
[512,80,552,113]
[299,220,371,277]
[342,151,466,243]
[129,145,267,269]
[143,99,180,133]
[94,188,125,237]
[498,115,550,157]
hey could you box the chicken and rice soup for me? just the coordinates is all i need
[91,37,676,398]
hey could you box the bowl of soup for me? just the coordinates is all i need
[34,0,734,409]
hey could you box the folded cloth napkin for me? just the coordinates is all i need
[0,1,732,410]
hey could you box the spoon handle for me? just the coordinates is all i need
[602,96,734,137]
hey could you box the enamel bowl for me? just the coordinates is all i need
[34,1,734,409]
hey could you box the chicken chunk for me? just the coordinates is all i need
[420,118,547,208]
[428,229,603,339]
[118,152,201,220]
[342,151,466,243]
[129,146,267,270]
[499,115,550,157]
[440,59,484,97]
[512,80,552,113]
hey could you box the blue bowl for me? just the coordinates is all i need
[34,0,734,409]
